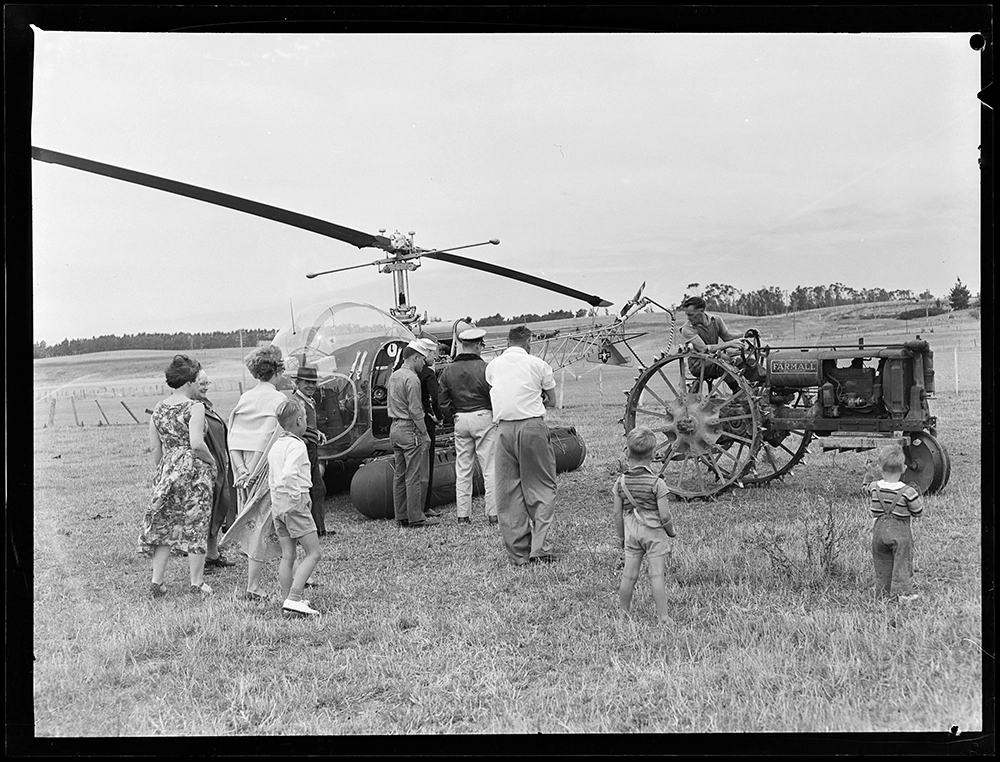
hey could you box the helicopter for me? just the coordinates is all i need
[30,147,668,488]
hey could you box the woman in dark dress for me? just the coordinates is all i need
[139,355,217,596]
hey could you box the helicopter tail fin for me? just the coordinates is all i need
[586,339,630,366]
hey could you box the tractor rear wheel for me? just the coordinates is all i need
[623,352,761,499]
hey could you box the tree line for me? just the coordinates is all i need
[33,329,278,359]
[676,280,976,318]
[475,308,592,327]
[682,282,923,317]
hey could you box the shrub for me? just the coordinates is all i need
[896,307,948,321]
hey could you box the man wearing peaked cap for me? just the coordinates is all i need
[439,325,497,526]
[458,327,487,342]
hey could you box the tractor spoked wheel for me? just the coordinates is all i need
[743,389,813,486]
[904,431,950,494]
[624,352,761,499]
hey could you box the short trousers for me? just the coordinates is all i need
[272,493,317,539]
[624,512,670,561]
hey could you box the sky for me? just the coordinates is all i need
[28,30,983,344]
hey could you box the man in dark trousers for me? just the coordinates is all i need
[388,341,440,528]
[194,369,237,570]
[290,363,330,536]
[416,338,445,518]
[485,325,559,565]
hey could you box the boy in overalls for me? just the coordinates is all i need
[867,446,923,601]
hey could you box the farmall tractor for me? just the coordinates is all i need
[622,332,949,498]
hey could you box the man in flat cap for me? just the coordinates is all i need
[290,363,330,536]
[486,325,559,564]
[387,340,440,528]
[439,326,498,526]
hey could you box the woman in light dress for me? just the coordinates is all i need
[220,345,288,600]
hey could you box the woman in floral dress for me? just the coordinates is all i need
[140,354,218,596]
[220,344,288,600]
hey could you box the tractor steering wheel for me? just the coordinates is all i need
[739,329,765,377]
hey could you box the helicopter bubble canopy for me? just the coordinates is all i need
[273,301,415,377]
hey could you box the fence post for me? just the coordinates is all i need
[557,368,566,409]
[954,347,959,395]
[71,396,81,426]
[95,399,111,426]
[48,398,57,427]
[120,400,141,424]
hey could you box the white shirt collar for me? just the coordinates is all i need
[877,479,906,489]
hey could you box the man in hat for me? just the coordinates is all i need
[415,338,445,519]
[387,341,440,528]
[439,326,498,526]
[290,363,330,536]
[486,325,559,564]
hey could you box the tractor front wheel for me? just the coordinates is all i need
[904,431,950,494]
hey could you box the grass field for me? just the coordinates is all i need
[25,306,986,741]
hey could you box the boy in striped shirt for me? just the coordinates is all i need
[613,427,677,623]
[867,445,923,601]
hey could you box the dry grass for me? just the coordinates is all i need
[23,308,985,743]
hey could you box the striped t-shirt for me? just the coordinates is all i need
[867,479,923,519]
[613,464,672,530]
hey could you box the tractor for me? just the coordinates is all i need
[623,332,949,498]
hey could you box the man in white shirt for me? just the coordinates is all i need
[485,325,559,565]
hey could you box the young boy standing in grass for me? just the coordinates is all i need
[269,398,323,616]
[867,445,923,601]
[613,427,677,623]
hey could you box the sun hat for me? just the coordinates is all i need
[291,364,319,382]
[416,338,439,355]
[406,340,429,357]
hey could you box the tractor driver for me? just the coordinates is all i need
[678,295,746,393]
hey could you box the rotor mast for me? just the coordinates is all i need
[379,229,422,328]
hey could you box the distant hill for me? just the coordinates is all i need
[34,302,979,393]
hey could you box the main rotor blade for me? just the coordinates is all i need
[31,147,392,251]
[423,250,612,308]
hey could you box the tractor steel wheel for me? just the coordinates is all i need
[744,430,813,486]
[744,390,813,486]
[903,431,950,494]
[623,352,761,499]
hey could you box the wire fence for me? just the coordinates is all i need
[35,379,246,400]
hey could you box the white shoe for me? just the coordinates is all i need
[282,598,320,615]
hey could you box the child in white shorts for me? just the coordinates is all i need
[269,398,323,616]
